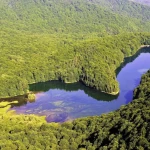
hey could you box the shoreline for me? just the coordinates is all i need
[101,90,119,95]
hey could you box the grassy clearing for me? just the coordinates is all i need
[0,101,18,115]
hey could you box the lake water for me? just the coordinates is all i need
[7,49,150,122]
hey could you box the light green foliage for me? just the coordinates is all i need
[27,93,36,101]
[1,0,150,34]
[0,0,150,97]
[0,101,17,115]
[0,30,150,98]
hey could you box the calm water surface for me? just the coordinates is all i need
[9,51,150,122]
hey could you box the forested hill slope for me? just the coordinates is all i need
[0,0,150,34]
[89,0,150,21]
[1,0,150,98]
[0,32,150,98]
[0,70,150,149]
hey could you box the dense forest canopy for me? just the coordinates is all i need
[0,0,150,34]
[0,31,150,98]
[0,0,150,149]
[0,0,150,98]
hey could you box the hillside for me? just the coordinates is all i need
[1,0,150,98]
[0,0,150,34]
[89,0,150,20]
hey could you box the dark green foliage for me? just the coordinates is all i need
[134,70,150,99]
[1,70,150,150]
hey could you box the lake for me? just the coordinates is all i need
[6,49,150,122]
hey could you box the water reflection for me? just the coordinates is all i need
[30,81,119,101]
[116,47,150,75]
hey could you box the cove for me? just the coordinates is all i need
[4,48,150,122]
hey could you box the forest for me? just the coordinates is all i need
[130,0,150,6]
[0,0,150,98]
[0,0,150,149]
[0,31,150,98]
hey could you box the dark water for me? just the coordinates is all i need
[6,49,150,122]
